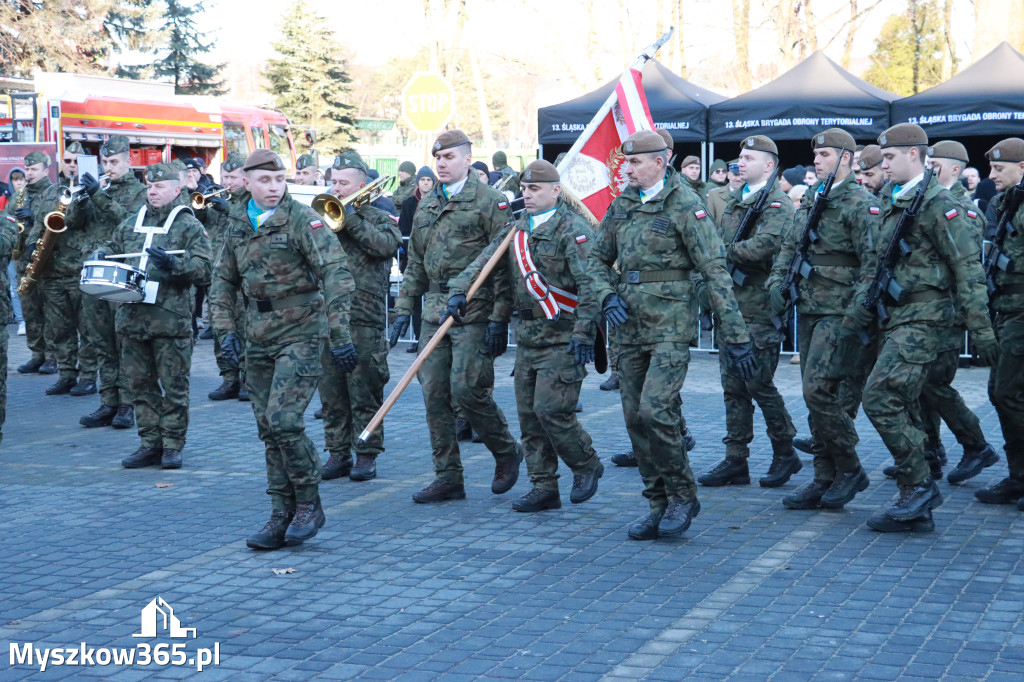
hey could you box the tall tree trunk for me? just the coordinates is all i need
[675,0,686,76]
[732,0,751,90]
[468,45,492,147]
[804,0,818,53]
[776,0,798,71]
[841,0,857,69]
[911,0,922,94]
[941,0,954,78]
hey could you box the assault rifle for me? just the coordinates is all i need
[984,175,1024,296]
[729,165,781,287]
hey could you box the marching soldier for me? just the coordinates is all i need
[98,162,212,470]
[974,137,1024,509]
[587,130,756,540]
[767,128,881,512]
[679,155,707,198]
[857,145,886,196]
[392,161,418,209]
[492,150,520,196]
[71,135,146,429]
[705,160,743,222]
[318,151,401,483]
[210,149,355,550]
[389,129,523,504]
[697,135,799,488]
[293,154,318,185]
[447,160,604,512]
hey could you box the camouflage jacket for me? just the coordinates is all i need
[987,187,1024,314]
[768,172,880,317]
[391,177,416,212]
[945,182,986,326]
[495,166,521,197]
[9,178,75,275]
[107,202,212,338]
[717,183,794,326]
[3,177,58,269]
[449,202,599,348]
[394,171,513,326]
[338,204,401,329]
[210,193,354,347]
[0,211,17,320]
[204,188,249,267]
[66,173,147,252]
[587,171,750,346]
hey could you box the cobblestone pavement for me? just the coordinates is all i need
[1,325,1022,680]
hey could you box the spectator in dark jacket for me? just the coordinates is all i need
[397,166,437,348]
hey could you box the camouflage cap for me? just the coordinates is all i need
[222,151,246,172]
[145,162,180,183]
[742,135,779,156]
[857,144,883,170]
[170,159,186,174]
[64,141,85,155]
[985,137,1024,163]
[621,130,668,155]
[812,128,856,152]
[296,153,316,170]
[242,149,285,172]
[520,159,559,183]
[398,160,417,175]
[332,150,368,173]
[680,155,700,168]
[100,135,130,157]
[24,150,50,167]
[492,150,508,167]
[433,129,471,155]
[878,123,927,148]
[928,140,969,164]
[656,128,675,151]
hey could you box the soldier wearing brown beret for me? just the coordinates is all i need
[857,144,885,195]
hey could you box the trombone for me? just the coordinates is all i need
[190,187,230,210]
[310,175,397,232]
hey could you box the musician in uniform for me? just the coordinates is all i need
[587,130,756,540]
[318,151,400,483]
[293,154,318,185]
[0,191,18,446]
[389,129,523,504]
[210,149,355,550]
[447,160,604,512]
[59,142,85,187]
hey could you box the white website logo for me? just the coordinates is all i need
[133,597,196,639]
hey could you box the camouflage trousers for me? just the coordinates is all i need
[515,343,600,491]
[863,323,957,486]
[989,311,1024,476]
[80,294,133,407]
[718,323,796,459]
[41,276,85,380]
[318,324,389,459]
[617,341,697,512]
[417,321,517,485]
[920,327,985,452]
[214,292,246,382]
[121,335,193,451]
[246,337,323,510]
[16,262,47,361]
[0,323,6,446]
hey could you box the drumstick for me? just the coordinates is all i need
[103,250,186,260]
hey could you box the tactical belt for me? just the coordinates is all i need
[428,281,450,294]
[741,273,769,286]
[893,289,950,306]
[620,269,688,284]
[808,254,859,267]
[244,290,322,313]
[995,284,1024,296]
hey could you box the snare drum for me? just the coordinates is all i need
[79,260,147,303]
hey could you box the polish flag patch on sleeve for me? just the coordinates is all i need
[4,215,14,223]
[694,209,707,220]
[967,210,978,219]
[389,214,399,223]
[769,202,782,208]
[497,200,509,211]
[575,234,588,243]
[944,208,959,220]
[310,219,323,229]
[869,206,880,215]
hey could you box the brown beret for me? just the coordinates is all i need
[145,162,179,183]
[243,149,286,172]
[986,137,1024,163]
[680,155,701,168]
[432,129,471,155]
[621,130,668,155]
[929,141,969,164]
[812,128,856,152]
[878,123,928,148]
[64,141,85,155]
[741,135,778,156]
[520,159,559,183]
[857,144,883,170]
[655,128,674,150]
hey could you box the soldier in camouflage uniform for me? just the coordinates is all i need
[99,162,212,470]
[58,141,84,187]
[392,161,418,210]
[588,130,756,540]
[69,135,146,429]
[857,145,886,196]
[389,130,522,504]
[211,149,355,550]
[318,151,401,483]
[292,154,318,185]
[973,137,1024,509]
[0,203,18,445]
[448,160,604,512]
[852,124,998,531]
[767,128,881,512]
[679,155,710,200]
[697,136,799,489]
[491,151,520,197]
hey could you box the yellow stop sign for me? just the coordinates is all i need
[401,72,455,133]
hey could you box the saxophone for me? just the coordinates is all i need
[17,188,71,295]
[10,189,26,260]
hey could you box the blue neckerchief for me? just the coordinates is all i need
[528,207,557,233]
[247,199,276,231]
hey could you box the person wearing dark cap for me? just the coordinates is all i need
[389,129,523,504]
[972,137,1024,511]
[317,151,401,483]
[471,161,490,185]
[856,144,885,195]
[779,166,805,194]
[397,166,437,353]
[767,128,882,513]
[708,159,728,188]
[181,157,202,193]
[697,135,799,490]
[293,154,318,185]
[588,129,755,540]
[855,123,997,532]
[705,159,744,222]
[211,148,355,549]
[96,161,212,471]
[492,150,520,196]
[59,141,86,187]
[392,160,418,210]
[446,160,604,512]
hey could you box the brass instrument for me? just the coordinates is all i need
[190,187,230,210]
[10,188,27,259]
[67,175,112,203]
[18,191,71,295]
[311,175,397,232]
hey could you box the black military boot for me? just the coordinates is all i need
[237,381,250,402]
[934,442,948,466]
[570,462,604,504]
[867,509,935,533]
[17,356,45,374]
[698,458,750,486]
[782,480,831,510]
[208,379,240,401]
[122,447,163,468]
[111,405,135,429]
[246,509,295,550]
[69,379,97,396]
[284,496,326,546]
[45,376,77,395]
[322,453,353,480]
[611,450,638,467]
[161,449,182,469]
[884,479,943,522]
[974,475,1024,505]
[760,451,803,488]
[627,511,663,540]
[599,373,620,391]
[925,449,943,480]
[80,405,117,428]
[199,326,214,340]
[491,443,524,494]
[819,467,869,509]
[512,487,561,512]
[38,358,58,375]
[659,498,701,537]
[682,428,696,452]
[350,455,377,481]
[455,417,473,442]
[792,437,815,455]
[412,479,466,503]
[947,443,999,484]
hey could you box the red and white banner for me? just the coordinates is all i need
[512,229,578,320]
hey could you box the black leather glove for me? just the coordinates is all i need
[388,315,410,348]
[726,342,757,382]
[567,338,594,366]
[88,250,106,261]
[14,207,33,222]
[331,343,358,372]
[220,332,242,369]
[602,293,630,328]
[209,196,229,213]
[80,172,100,198]
[484,321,509,357]
[145,246,178,271]
[440,293,467,325]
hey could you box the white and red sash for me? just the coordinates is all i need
[512,228,578,320]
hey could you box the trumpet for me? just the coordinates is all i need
[190,187,230,210]
[311,175,397,232]
[64,175,112,203]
